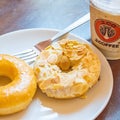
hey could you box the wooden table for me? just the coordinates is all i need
[0,0,120,120]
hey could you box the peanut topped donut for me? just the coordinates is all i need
[0,54,37,115]
[34,39,101,99]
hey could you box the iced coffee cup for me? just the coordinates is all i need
[90,0,120,60]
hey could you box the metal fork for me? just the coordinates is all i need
[14,48,39,64]
[14,13,90,64]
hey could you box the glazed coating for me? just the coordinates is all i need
[0,54,37,115]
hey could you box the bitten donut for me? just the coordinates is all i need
[34,39,101,99]
[0,54,37,115]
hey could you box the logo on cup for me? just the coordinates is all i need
[95,19,120,43]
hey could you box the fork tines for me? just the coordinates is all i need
[14,49,38,64]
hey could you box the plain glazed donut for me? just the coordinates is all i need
[0,54,37,115]
[34,39,101,99]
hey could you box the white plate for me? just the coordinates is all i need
[0,28,113,120]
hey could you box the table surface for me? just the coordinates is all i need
[0,0,120,120]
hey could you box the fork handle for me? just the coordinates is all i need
[51,13,90,42]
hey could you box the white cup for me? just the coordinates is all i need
[90,0,120,60]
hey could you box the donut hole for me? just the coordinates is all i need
[0,75,12,86]
[0,60,18,86]
[57,55,71,71]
